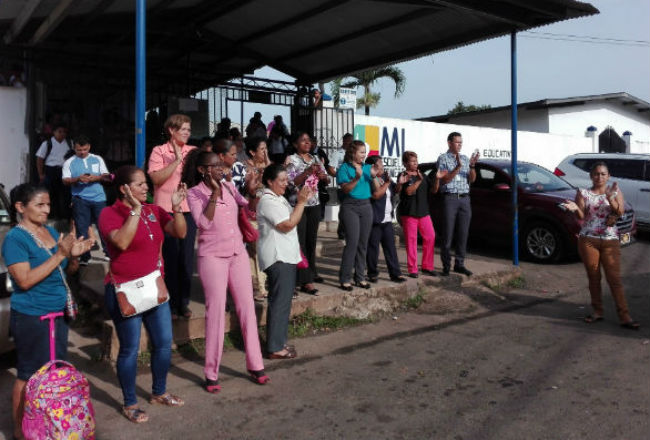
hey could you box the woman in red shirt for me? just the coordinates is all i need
[99,165,187,424]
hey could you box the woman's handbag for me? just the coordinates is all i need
[111,267,169,318]
[297,251,309,269]
[224,182,259,243]
[16,225,77,320]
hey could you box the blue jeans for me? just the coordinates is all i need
[72,196,106,262]
[104,283,173,407]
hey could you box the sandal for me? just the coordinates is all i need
[339,283,353,292]
[149,393,185,407]
[122,406,149,423]
[204,378,221,394]
[354,281,371,289]
[620,321,640,330]
[584,315,604,324]
[180,306,193,319]
[248,369,271,385]
[267,346,297,359]
[299,284,319,295]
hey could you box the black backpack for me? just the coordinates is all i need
[44,137,74,162]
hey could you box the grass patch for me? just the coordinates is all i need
[506,276,526,289]
[483,275,526,293]
[403,293,425,310]
[288,309,371,338]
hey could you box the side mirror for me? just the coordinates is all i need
[493,183,511,191]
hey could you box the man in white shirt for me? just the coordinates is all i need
[35,123,73,219]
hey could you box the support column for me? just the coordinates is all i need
[510,31,519,266]
[135,0,146,168]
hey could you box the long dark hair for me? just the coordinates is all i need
[182,149,218,188]
[9,183,48,226]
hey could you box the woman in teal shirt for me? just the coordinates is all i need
[2,183,93,439]
[336,140,378,290]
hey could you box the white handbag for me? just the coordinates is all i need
[112,267,169,318]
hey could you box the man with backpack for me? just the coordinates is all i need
[35,122,73,219]
[62,134,111,265]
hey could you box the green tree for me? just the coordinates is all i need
[447,101,492,115]
[331,66,406,115]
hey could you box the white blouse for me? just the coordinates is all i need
[256,188,302,270]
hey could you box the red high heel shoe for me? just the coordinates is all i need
[248,370,270,385]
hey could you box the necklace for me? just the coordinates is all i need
[139,207,155,241]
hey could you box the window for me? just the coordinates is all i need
[606,159,644,180]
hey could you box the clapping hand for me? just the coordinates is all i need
[354,163,363,179]
[436,169,449,180]
[173,144,183,162]
[398,172,409,185]
[606,182,619,199]
[171,182,188,208]
[122,184,141,209]
[469,150,480,166]
[297,185,313,204]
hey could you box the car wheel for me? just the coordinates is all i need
[521,221,564,263]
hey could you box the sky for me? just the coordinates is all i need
[239,0,649,125]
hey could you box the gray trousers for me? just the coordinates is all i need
[339,198,373,284]
[265,261,296,353]
[440,194,472,269]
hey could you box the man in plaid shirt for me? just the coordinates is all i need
[436,132,479,276]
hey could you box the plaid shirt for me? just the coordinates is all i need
[437,151,471,194]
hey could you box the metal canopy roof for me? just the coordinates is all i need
[0,0,598,90]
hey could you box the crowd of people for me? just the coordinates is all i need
[2,112,640,435]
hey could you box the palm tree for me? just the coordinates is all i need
[331,66,406,115]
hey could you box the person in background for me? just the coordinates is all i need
[331,133,353,239]
[199,136,213,152]
[436,132,478,277]
[99,165,187,423]
[214,138,256,198]
[184,150,269,393]
[148,114,197,319]
[267,120,289,165]
[286,132,329,294]
[245,112,267,139]
[35,122,73,219]
[3,183,94,439]
[257,164,312,359]
[336,140,378,291]
[562,161,639,330]
[229,128,248,164]
[310,135,335,220]
[364,156,406,284]
[62,134,111,265]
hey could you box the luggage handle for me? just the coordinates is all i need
[40,312,64,361]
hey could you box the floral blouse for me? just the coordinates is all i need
[579,189,618,240]
[285,153,323,207]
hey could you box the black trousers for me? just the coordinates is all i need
[162,212,197,314]
[366,221,402,279]
[44,165,70,219]
[296,205,321,285]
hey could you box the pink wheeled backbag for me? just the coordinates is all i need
[22,312,96,440]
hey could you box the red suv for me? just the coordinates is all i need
[420,160,636,263]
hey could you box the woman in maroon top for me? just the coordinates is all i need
[98,165,187,424]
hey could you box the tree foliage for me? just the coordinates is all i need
[330,66,406,115]
[447,101,492,115]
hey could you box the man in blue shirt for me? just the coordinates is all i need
[436,132,479,276]
[62,134,110,264]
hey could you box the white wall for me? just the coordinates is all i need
[355,114,592,171]
[548,101,650,149]
[0,87,30,191]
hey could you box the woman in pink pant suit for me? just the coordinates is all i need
[184,150,269,393]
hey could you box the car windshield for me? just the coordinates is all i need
[499,163,573,193]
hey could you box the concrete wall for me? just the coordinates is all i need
[0,87,30,191]
[355,115,592,172]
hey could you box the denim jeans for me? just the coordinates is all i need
[104,283,173,407]
[72,196,106,262]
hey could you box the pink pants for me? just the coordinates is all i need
[198,251,264,381]
[401,215,436,274]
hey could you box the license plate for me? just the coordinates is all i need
[620,233,631,245]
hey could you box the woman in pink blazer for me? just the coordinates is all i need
[183,150,268,393]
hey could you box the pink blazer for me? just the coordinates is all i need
[187,181,248,257]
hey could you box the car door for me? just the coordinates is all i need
[606,158,649,226]
[470,165,512,240]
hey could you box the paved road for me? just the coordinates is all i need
[1,238,648,439]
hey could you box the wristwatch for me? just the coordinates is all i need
[129,210,139,216]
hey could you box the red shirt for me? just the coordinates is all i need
[98,199,172,284]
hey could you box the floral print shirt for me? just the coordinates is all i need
[285,153,323,207]
[579,189,618,240]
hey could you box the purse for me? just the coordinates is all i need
[297,251,309,269]
[16,225,77,320]
[224,182,259,243]
[111,267,169,318]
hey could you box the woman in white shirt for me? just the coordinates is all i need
[256,164,312,359]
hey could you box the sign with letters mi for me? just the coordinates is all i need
[354,124,405,158]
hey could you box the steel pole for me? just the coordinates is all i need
[511,31,519,266]
[135,0,146,168]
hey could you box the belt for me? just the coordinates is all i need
[443,192,469,198]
